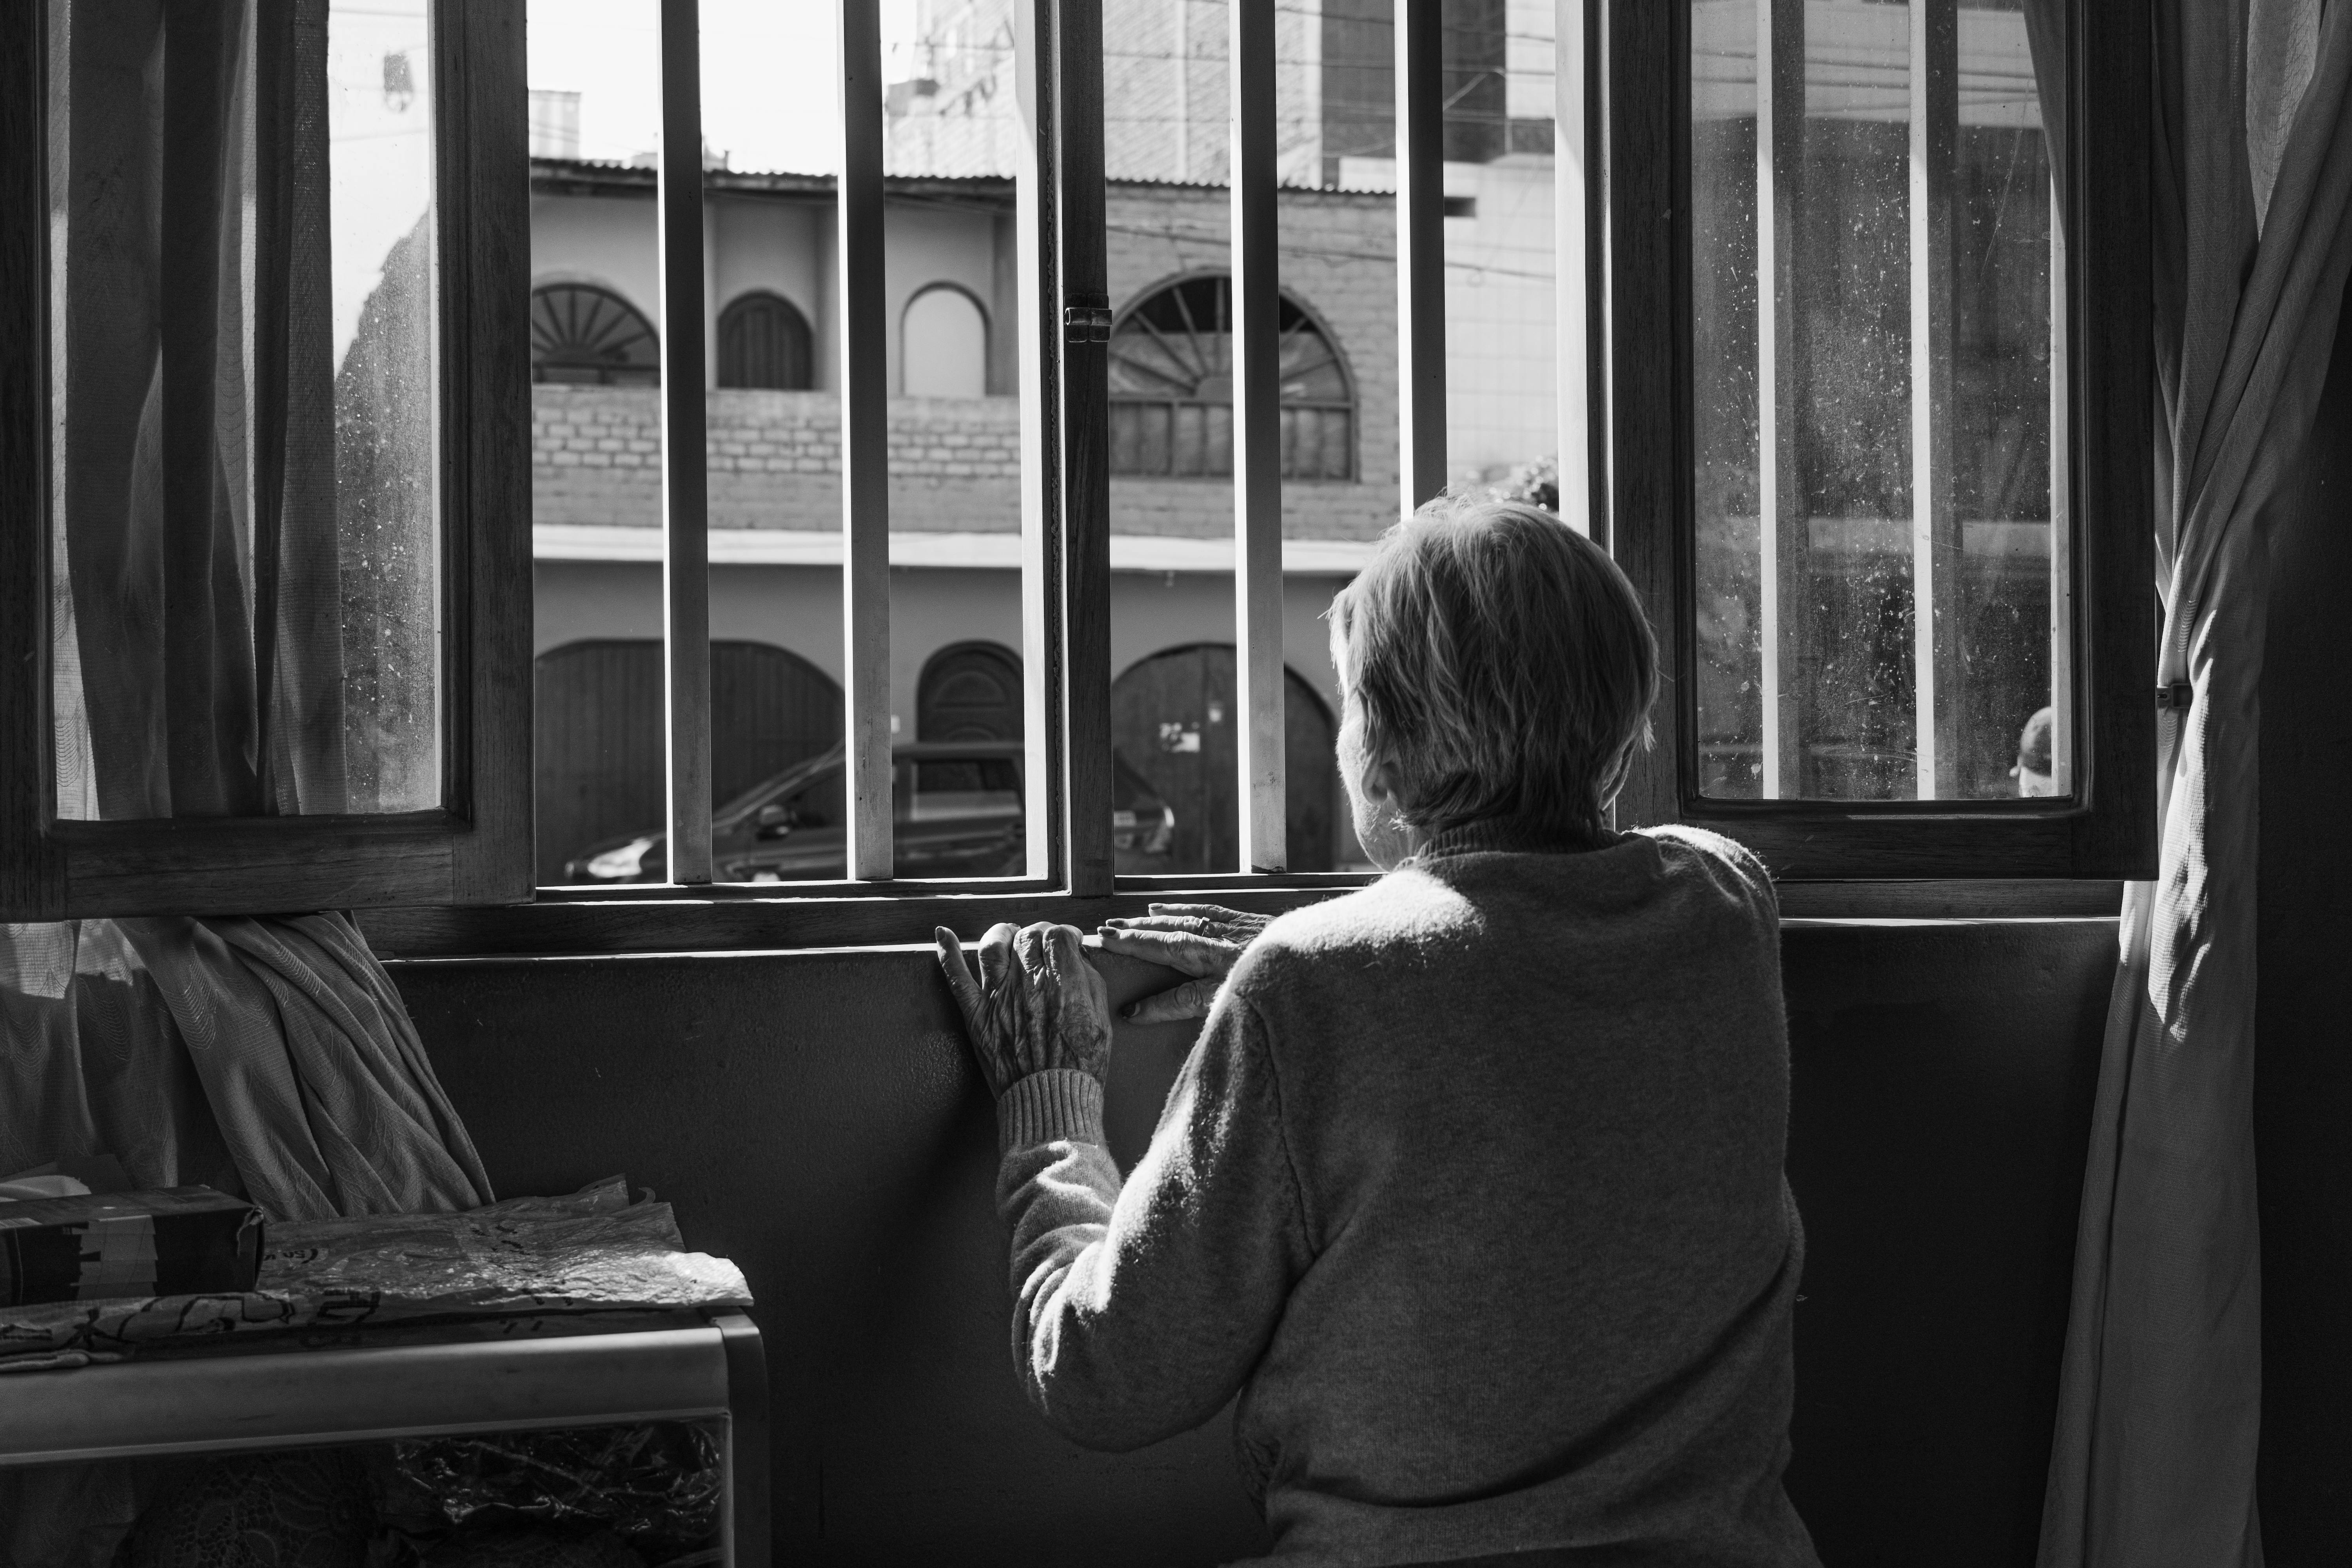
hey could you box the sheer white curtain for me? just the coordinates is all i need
[2038,2,2352,1564]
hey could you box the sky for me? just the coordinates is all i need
[328,1,436,359]
[526,0,927,174]
[321,0,932,361]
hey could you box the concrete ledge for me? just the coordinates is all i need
[533,523,1376,576]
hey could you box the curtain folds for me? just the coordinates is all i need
[2038,4,2352,1565]
[0,915,488,1222]
[56,0,347,821]
[17,0,489,1226]
[6,5,481,1561]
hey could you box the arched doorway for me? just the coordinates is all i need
[717,290,814,390]
[901,284,989,397]
[918,642,1024,742]
[1110,644,1336,874]
[535,639,842,882]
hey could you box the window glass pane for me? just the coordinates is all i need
[1085,0,1367,877]
[1690,0,2064,801]
[47,0,442,820]
[530,0,1050,886]
[526,0,669,884]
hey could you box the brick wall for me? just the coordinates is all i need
[535,387,1024,532]
[535,186,1400,543]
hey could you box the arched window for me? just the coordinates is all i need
[1107,275,1354,481]
[718,290,814,390]
[530,283,661,386]
[901,285,989,398]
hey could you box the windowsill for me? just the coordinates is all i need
[358,877,2122,961]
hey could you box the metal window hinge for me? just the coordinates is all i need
[1063,302,1112,343]
[2158,681,2194,710]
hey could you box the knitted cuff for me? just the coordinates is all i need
[996,1069,1107,1156]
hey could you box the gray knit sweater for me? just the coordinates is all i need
[994,826,1819,1568]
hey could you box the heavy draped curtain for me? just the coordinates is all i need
[2038,2,2352,1564]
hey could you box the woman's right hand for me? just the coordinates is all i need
[1095,904,1273,1024]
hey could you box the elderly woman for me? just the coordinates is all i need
[936,501,1817,1568]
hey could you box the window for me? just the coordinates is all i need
[3,0,529,919]
[900,285,989,398]
[717,291,813,391]
[1107,275,1355,481]
[5,0,2151,937]
[1597,0,2154,879]
[532,283,662,387]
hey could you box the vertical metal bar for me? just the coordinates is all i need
[1395,0,1447,511]
[1555,0,1593,537]
[1015,0,1065,880]
[1755,0,1805,800]
[1231,0,1285,873]
[1582,0,1612,546]
[1058,0,1116,896]
[839,0,894,878]
[1909,0,1958,799]
[658,0,713,883]
[2047,170,2073,793]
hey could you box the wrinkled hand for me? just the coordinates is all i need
[1095,903,1272,1024]
[936,921,1114,1096]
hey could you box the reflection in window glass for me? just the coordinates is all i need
[47,0,441,819]
[1691,0,2064,801]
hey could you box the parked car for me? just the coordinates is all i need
[564,741,1176,884]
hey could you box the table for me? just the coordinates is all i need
[0,1308,768,1564]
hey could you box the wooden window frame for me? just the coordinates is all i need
[0,0,534,921]
[1601,0,2157,880]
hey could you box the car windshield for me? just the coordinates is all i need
[901,757,1022,822]
[710,745,1151,833]
[713,744,845,825]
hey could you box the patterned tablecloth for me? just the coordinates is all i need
[0,1178,751,1371]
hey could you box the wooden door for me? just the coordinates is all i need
[534,641,664,883]
[711,641,845,803]
[1110,644,1336,873]
[535,639,842,882]
[917,642,1024,742]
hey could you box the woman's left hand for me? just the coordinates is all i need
[935,921,1113,1096]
